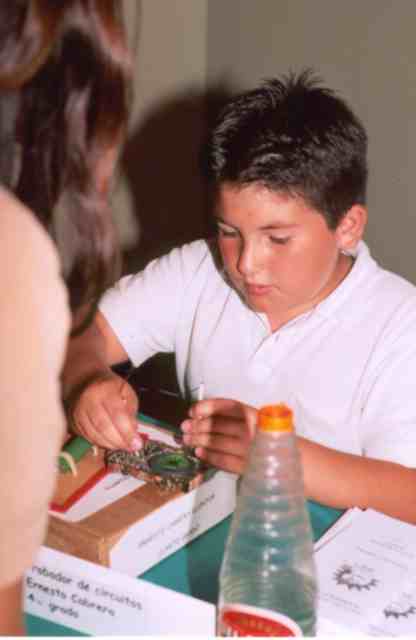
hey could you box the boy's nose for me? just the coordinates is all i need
[237,243,260,278]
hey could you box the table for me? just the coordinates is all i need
[26,500,343,636]
[28,376,344,634]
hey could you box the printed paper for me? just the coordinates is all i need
[25,546,215,635]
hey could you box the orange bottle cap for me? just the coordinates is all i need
[258,403,294,432]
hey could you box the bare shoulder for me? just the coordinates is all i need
[0,186,69,321]
[0,186,70,364]
[0,186,59,272]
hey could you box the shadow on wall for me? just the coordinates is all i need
[121,85,233,275]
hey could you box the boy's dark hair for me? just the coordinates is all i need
[202,70,368,229]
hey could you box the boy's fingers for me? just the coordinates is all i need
[183,432,249,458]
[75,401,140,451]
[181,416,250,439]
[188,399,258,439]
[120,381,139,414]
[196,447,245,475]
[86,407,129,450]
[104,402,138,449]
[71,375,141,451]
[70,409,90,440]
[73,409,117,450]
[189,398,247,420]
[85,426,118,451]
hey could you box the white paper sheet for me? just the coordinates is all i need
[25,546,216,636]
[50,472,145,522]
[314,507,362,553]
[315,509,416,635]
[110,470,237,576]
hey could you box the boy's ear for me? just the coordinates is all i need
[335,205,367,252]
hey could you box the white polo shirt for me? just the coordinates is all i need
[100,239,416,468]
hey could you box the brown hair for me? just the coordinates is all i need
[0,0,132,327]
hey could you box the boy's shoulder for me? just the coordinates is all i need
[328,244,416,344]
[369,261,416,308]
[157,238,223,282]
[352,242,416,307]
[351,247,416,345]
[165,238,218,264]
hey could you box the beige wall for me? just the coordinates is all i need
[114,0,209,271]
[207,0,416,282]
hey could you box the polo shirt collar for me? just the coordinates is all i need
[312,241,378,321]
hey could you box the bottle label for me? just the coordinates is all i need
[218,603,303,637]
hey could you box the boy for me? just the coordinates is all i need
[63,71,416,522]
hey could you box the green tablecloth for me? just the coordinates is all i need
[26,500,343,636]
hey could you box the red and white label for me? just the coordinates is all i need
[218,603,303,637]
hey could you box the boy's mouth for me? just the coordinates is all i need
[245,283,272,296]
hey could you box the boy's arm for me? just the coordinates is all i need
[181,399,416,524]
[298,438,416,524]
[62,307,128,397]
[62,309,142,451]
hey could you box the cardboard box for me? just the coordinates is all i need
[46,421,236,576]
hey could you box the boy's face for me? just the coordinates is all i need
[215,183,362,331]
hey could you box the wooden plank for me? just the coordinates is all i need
[47,422,206,568]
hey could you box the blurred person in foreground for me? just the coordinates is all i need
[0,1,132,633]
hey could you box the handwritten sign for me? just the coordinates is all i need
[25,546,215,635]
[109,470,236,576]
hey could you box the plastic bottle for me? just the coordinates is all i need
[217,403,317,637]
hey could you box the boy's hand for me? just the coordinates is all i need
[68,372,143,451]
[180,398,257,475]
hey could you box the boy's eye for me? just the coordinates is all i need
[270,236,290,245]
